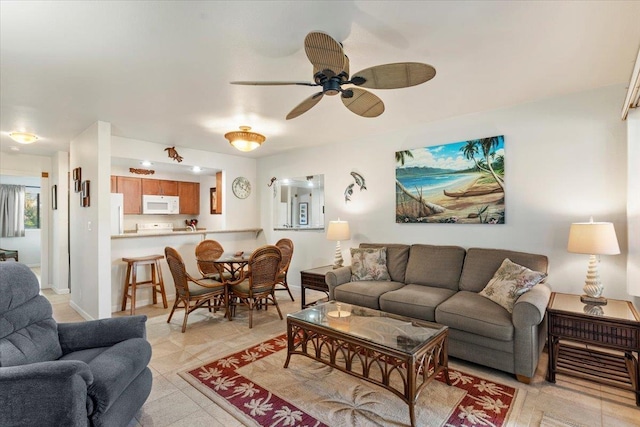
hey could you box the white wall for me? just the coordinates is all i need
[258,85,632,301]
[50,151,70,294]
[69,121,112,319]
[627,109,639,300]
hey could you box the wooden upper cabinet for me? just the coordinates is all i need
[213,171,222,214]
[178,181,200,215]
[141,179,178,196]
[110,176,117,193]
[115,176,142,214]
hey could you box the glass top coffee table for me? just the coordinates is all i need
[284,301,450,427]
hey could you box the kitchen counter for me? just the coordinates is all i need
[111,228,263,239]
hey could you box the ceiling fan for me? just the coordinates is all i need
[231,31,436,120]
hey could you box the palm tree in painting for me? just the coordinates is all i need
[460,138,504,191]
[395,150,414,166]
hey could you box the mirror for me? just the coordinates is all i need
[273,175,324,230]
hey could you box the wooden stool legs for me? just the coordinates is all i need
[121,255,168,315]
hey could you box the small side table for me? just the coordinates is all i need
[300,265,334,309]
[546,292,640,406]
[0,248,18,262]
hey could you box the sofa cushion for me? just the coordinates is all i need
[334,281,405,310]
[350,247,390,281]
[360,244,410,283]
[459,248,548,293]
[479,258,547,313]
[0,262,62,367]
[379,284,456,322]
[404,244,466,290]
[61,338,152,418]
[435,291,514,341]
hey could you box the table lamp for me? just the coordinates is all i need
[326,219,350,269]
[567,218,620,305]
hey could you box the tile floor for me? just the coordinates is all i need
[41,286,640,427]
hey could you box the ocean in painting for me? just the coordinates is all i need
[396,173,476,198]
[395,136,505,224]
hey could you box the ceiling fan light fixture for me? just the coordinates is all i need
[225,126,265,152]
[9,131,38,144]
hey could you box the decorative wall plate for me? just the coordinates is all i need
[232,176,251,199]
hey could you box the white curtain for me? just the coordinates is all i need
[0,184,25,237]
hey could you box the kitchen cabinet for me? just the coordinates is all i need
[116,176,142,214]
[142,179,178,196]
[178,181,199,215]
[213,171,222,214]
[110,176,117,193]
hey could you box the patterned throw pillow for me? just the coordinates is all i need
[350,247,391,281]
[479,258,547,313]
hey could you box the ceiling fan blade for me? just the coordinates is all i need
[304,31,346,76]
[286,92,324,120]
[341,87,384,118]
[231,81,317,87]
[351,62,436,89]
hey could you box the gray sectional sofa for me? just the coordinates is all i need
[326,243,551,383]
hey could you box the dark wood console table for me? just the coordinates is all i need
[300,265,333,309]
[546,292,640,405]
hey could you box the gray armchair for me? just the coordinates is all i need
[0,262,152,427]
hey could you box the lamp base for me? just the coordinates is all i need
[580,295,607,305]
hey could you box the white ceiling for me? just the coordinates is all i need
[2,1,639,160]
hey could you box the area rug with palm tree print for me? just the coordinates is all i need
[179,334,524,427]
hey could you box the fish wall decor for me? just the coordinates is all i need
[344,171,367,203]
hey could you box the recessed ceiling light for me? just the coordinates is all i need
[9,146,20,152]
[9,131,38,144]
[140,161,153,167]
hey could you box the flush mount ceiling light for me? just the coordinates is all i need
[9,131,38,144]
[224,126,265,152]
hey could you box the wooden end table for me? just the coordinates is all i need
[546,292,640,405]
[300,265,333,309]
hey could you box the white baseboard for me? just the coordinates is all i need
[69,300,95,321]
[51,287,70,295]
[112,295,175,314]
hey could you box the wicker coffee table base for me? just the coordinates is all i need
[284,318,451,427]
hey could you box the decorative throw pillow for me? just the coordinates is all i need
[350,247,391,281]
[479,258,547,313]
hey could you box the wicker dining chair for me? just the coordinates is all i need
[165,246,227,332]
[274,238,295,301]
[227,245,283,329]
[195,239,233,282]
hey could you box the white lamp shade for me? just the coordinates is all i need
[327,220,350,241]
[567,222,620,255]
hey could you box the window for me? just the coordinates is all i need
[24,189,40,229]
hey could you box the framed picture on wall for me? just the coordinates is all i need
[81,180,90,207]
[299,202,308,226]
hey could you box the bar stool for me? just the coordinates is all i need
[121,255,168,315]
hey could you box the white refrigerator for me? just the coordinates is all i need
[110,193,124,235]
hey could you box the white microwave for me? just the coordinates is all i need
[142,195,180,215]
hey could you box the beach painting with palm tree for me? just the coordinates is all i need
[396,135,505,224]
